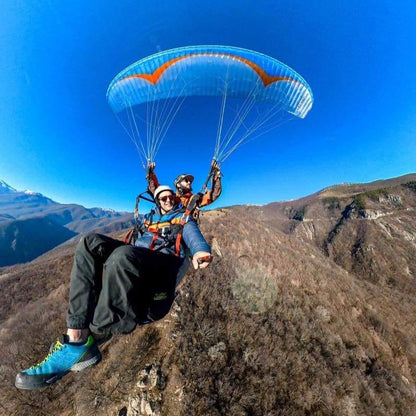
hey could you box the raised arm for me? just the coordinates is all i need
[146,163,160,196]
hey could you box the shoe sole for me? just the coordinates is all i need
[71,351,101,371]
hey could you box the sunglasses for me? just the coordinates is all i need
[181,179,192,183]
[159,195,175,202]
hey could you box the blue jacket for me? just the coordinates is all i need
[134,204,210,259]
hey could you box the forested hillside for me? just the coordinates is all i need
[1,175,415,415]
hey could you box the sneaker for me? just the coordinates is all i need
[15,335,101,390]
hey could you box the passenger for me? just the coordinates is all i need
[15,185,211,390]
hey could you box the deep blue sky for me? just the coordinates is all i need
[1,0,415,212]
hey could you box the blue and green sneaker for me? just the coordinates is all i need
[15,335,101,390]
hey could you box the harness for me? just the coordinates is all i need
[139,206,193,257]
[179,192,204,221]
[124,190,155,245]
[125,190,201,251]
[144,214,183,256]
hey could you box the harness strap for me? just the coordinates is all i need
[172,206,193,257]
[124,228,135,244]
[175,231,183,256]
[149,233,159,251]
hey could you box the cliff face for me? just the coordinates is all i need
[1,175,416,416]
[263,175,416,295]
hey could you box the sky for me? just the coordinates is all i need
[1,0,415,212]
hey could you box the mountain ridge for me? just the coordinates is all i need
[0,180,17,194]
[0,180,134,266]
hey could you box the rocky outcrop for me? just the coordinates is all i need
[120,364,167,416]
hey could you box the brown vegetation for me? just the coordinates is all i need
[1,174,416,415]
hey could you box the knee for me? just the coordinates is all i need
[106,245,138,269]
[83,233,102,247]
[76,233,100,251]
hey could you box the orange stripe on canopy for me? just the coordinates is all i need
[120,53,295,87]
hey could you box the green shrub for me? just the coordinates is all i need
[363,188,389,201]
[322,197,341,210]
[353,194,366,211]
[402,181,416,193]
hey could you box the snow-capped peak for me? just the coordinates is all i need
[24,189,40,195]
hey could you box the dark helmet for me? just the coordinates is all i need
[174,174,194,190]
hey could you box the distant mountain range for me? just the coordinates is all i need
[0,180,134,267]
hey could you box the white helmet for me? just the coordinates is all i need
[154,185,174,201]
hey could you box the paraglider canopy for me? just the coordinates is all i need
[107,45,313,167]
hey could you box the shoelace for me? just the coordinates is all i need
[29,340,65,369]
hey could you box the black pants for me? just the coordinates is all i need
[66,233,181,335]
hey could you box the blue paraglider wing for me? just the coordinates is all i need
[107,45,313,119]
[107,45,313,166]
